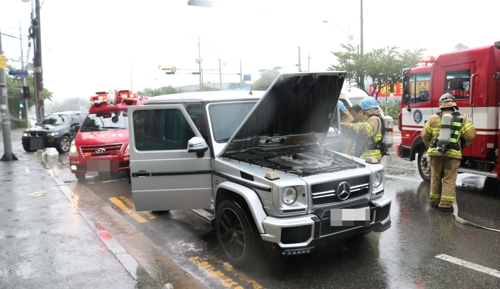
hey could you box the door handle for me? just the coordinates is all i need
[132,170,151,177]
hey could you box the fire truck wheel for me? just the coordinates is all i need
[417,146,431,182]
[56,136,71,154]
[75,173,86,182]
[216,199,259,267]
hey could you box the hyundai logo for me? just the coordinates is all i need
[96,148,106,154]
[337,182,351,201]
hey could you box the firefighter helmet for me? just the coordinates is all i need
[439,93,457,109]
[359,96,378,111]
[337,100,347,112]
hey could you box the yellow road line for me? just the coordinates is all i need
[119,196,156,220]
[109,197,148,223]
[190,255,263,289]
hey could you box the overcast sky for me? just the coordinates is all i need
[1,0,499,101]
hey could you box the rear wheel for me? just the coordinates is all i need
[56,136,71,154]
[417,146,431,182]
[216,199,258,267]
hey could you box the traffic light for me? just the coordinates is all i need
[22,86,30,99]
[187,0,213,7]
[19,103,24,108]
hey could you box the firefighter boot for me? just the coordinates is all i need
[429,198,440,207]
[438,201,453,212]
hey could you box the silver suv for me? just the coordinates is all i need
[128,72,391,267]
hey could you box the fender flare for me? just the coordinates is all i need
[215,181,267,234]
[409,135,424,161]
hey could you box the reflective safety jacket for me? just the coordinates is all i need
[348,108,383,161]
[422,110,476,159]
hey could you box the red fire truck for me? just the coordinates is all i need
[69,90,148,181]
[397,42,500,184]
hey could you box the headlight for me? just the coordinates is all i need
[48,132,59,137]
[23,132,29,137]
[125,144,130,154]
[281,187,298,205]
[69,140,78,157]
[372,171,383,188]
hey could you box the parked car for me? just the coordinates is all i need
[21,111,87,153]
[127,72,391,267]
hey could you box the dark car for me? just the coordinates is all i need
[22,111,87,153]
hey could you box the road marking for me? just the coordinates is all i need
[109,197,148,223]
[119,196,156,220]
[436,254,500,278]
[190,255,263,289]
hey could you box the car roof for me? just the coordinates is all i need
[147,90,264,104]
[47,111,86,115]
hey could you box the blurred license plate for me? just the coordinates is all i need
[330,207,369,226]
[30,138,44,150]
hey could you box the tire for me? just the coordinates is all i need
[23,145,36,153]
[216,199,258,267]
[56,136,71,154]
[75,173,86,182]
[417,146,431,182]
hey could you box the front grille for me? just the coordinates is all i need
[81,144,123,157]
[311,175,370,205]
[281,225,312,244]
[29,131,45,137]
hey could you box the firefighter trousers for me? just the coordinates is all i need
[429,156,461,204]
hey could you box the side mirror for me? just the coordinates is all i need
[187,137,209,158]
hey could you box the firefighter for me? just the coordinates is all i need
[345,104,364,156]
[337,101,353,153]
[421,93,476,212]
[338,100,353,123]
[341,96,384,163]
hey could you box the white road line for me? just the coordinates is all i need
[436,254,500,278]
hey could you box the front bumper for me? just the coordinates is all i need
[22,136,62,150]
[70,156,130,174]
[260,195,391,255]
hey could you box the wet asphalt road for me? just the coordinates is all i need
[6,130,500,289]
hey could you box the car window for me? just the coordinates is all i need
[39,114,69,125]
[80,111,129,132]
[208,101,257,142]
[132,108,195,151]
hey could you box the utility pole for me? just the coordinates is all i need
[239,59,242,88]
[298,46,301,72]
[33,0,44,122]
[197,35,202,90]
[359,0,365,90]
[0,29,19,161]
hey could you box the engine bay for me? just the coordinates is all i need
[224,145,361,176]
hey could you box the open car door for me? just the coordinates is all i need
[128,104,212,211]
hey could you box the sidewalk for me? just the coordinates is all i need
[0,130,205,289]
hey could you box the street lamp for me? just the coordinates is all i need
[322,21,353,45]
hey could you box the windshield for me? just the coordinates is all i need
[39,114,70,126]
[209,101,257,142]
[80,111,129,132]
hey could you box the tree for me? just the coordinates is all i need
[6,66,52,120]
[138,86,181,96]
[329,45,425,98]
[251,70,279,91]
[455,43,469,50]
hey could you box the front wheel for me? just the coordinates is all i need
[216,199,258,267]
[417,146,431,182]
[56,136,71,154]
[75,173,86,182]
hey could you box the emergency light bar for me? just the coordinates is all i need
[420,56,436,64]
[116,90,137,105]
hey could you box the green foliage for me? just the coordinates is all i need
[198,85,219,91]
[329,45,425,95]
[5,66,53,119]
[251,70,279,91]
[9,117,27,129]
[228,82,242,89]
[138,86,182,96]
[455,43,469,50]
[379,102,401,123]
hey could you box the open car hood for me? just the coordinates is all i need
[221,72,345,154]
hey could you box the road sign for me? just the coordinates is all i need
[0,55,6,68]
[8,70,28,76]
